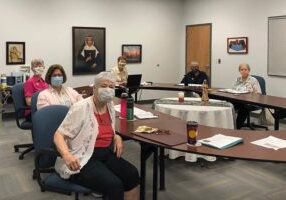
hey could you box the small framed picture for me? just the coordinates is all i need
[122,44,142,63]
[227,37,248,54]
[6,42,25,65]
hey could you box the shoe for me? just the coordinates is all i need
[91,193,103,198]
[185,153,197,162]
[200,155,217,162]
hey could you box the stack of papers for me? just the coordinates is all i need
[114,105,158,119]
[188,84,202,87]
[218,89,249,94]
[251,136,286,150]
[199,134,243,149]
[133,107,158,119]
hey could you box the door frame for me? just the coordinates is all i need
[185,23,212,86]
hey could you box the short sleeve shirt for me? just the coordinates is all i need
[232,75,261,93]
[24,75,48,97]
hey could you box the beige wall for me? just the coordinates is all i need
[0,0,183,99]
[182,0,286,97]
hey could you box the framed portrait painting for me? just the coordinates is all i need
[6,42,25,65]
[227,37,248,54]
[122,44,142,63]
[72,27,106,75]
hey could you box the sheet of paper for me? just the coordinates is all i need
[188,84,202,87]
[251,136,286,150]
[114,105,158,119]
[218,89,249,94]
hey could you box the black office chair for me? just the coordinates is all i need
[33,105,103,200]
[244,75,268,130]
[11,83,34,160]
[31,91,40,115]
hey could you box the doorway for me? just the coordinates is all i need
[186,23,212,85]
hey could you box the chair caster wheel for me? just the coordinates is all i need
[14,147,19,152]
[19,155,24,160]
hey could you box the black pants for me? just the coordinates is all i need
[70,146,139,200]
[234,103,255,129]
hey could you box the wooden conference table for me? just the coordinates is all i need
[74,86,286,200]
[138,83,286,130]
[115,104,286,200]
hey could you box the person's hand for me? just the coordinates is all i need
[91,63,97,68]
[86,56,92,62]
[113,134,123,158]
[119,82,127,87]
[63,153,81,171]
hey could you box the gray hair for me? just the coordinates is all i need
[238,63,250,71]
[93,71,116,87]
[31,58,44,69]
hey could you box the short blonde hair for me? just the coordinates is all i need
[94,71,116,87]
[239,63,250,71]
[31,58,44,69]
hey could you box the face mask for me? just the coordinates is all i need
[97,87,115,102]
[33,66,44,75]
[51,76,63,87]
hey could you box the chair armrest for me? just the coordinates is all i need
[35,148,61,157]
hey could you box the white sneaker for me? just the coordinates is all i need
[91,193,103,198]
[185,153,198,162]
[200,155,217,162]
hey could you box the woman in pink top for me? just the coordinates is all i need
[24,58,49,106]
[23,59,49,120]
[37,64,83,110]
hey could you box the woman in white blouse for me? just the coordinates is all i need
[233,63,261,129]
[53,72,139,200]
[37,64,83,110]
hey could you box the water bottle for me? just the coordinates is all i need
[120,92,128,119]
[127,97,134,121]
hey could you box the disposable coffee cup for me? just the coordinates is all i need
[178,92,184,103]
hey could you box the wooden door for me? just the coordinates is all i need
[186,24,212,85]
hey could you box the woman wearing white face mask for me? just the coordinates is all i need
[54,72,139,200]
[23,58,49,120]
[37,64,83,110]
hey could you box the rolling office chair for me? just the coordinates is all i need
[33,105,103,200]
[244,75,268,130]
[31,91,40,115]
[11,83,34,160]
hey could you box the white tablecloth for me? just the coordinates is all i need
[154,97,234,161]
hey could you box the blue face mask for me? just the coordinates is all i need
[51,76,63,87]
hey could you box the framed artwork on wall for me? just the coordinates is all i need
[227,37,248,54]
[6,42,25,65]
[72,26,106,75]
[122,44,142,63]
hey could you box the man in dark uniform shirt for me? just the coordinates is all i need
[181,61,208,85]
